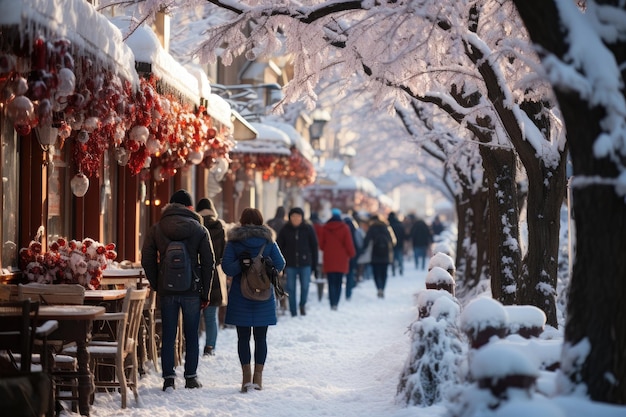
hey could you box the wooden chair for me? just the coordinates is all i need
[76,287,147,408]
[0,300,54,417]
[138,289,159,374]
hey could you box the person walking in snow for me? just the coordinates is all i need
[387,211,406,276]
[276,207,318,317]
[266,206,287,234]
[363,214,396,298]
[409,216,433,270]
[319,208,356,310]
[221,208,286,392]
[196,197,226,357]
[141,189,214,391]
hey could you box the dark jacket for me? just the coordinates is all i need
[388,213,406,248]
[266,207,287,234]
[222,224,286,327]
[141,203,215,301]
[363,220,397,264]
[197,200,226,265]
[276,221,318,267]
[410,219,433,247]
[319,216,356,274]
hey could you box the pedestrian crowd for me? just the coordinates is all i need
[141,190,447,393]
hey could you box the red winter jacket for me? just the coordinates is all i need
[319,218,356,274]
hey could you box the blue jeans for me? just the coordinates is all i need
[413,246,428,270]
[285,266,311,316]
[203,306,218,348]
[327,272,343,307]
[160,295,201,380]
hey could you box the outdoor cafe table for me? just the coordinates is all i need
[38,305,105,416]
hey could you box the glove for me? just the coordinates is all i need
[312,267,318,279]
[200,299,210,310]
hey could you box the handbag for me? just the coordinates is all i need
[208,264,228,307]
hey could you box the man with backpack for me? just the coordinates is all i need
[141,189,215,391]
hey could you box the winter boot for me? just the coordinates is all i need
[241,364,253,393]
[252,364,264,390]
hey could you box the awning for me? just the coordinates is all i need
[232,110,258,141]
[262,120,315,162]
[0,0,138,86]
[110,17,199,105]
[232,122,291,155]
[206,94,233,130]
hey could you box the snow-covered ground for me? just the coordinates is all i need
[79,261,420,417]
[64,258,626,417]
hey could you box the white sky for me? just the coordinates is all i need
[61,259,626,417]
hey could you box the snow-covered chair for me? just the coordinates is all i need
[425,266,455,295]
[460,297,508,349]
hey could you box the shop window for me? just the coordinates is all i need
[47,144,71,243]
[1,118,19,272]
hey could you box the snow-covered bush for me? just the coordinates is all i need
[397,292,467,406]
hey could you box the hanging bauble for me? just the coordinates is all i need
[114,147,130,166]
[145,136,160,154]
[13,76,28,96]
[113,126,125,145]
[153,166,164,182]
[207,127,217,139]
[82,116,99,132]
[68,113,84,130]
[160,98,171,114]
[143,156,152,169]
[77,130,89,144]
[130,125,149,145]
[0,54,16,74]
[70,173,89,197]
[188,150,204,165]
[6,95,34,124]
[56,68,76,96]
[14,123,31,136]
[27,71,48,101]
[58,123,71,140]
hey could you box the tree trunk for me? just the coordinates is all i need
[518,160,567,327]
[454,186,489,300]
[515,0,626,403]
[480,145,520,305]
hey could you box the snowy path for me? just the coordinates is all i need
[74,263,426,417]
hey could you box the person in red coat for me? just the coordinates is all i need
[319,208,356,310]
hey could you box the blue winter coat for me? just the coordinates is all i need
[223,224,286,327]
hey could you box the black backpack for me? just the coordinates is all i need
[372,233,390,258]
[158,226,198,293]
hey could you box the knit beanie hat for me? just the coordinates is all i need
[196,197,217,219]
[331,208,342,217]
[170,189,193,207]
[288,207,304,217]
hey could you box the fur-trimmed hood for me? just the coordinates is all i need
[227,224,276,243]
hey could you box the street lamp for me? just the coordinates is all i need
[309,109,331,151]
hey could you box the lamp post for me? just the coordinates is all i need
[309,109,330,162]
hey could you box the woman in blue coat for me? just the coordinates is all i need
[222,207,285,393]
